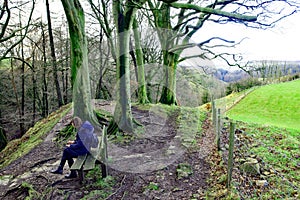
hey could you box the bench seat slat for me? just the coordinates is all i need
[70,154,87,170]
[83,154,97,170]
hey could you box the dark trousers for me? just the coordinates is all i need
[59,147,79,169]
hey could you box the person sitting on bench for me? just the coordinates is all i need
[51,116,99,178]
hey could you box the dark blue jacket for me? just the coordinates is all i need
[69,121,99,155]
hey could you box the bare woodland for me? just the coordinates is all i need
[0,0,299,148]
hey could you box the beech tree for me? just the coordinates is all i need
[132,16,149,104]
[61,0,95,122]
[147,0,299,105]
[87,0,149,104]
[111,0,147,132]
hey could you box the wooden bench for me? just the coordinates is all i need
[70,126,108,183]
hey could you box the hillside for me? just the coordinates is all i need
[219,80,300,199]
[1,82,299,199]
[214,60,300,82]
[227,79,300,130]
[0,102,227,199]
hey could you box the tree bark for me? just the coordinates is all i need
[61,0,95,123]
[41,22,49,117]
[0,127,7,152]
[147,2,178,105]
[112,0,146,132]
[20,34,25,135]
[0,109,7,151]
[95,26,106,99]
[159,51,178,105]
[46,0,63,107]
[132,17,149,104]
[64,23,69,104]
[31,49,36,126]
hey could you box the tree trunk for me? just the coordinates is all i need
[132,17,149,104]
[129,38,139,99]
[112,0,142,133]
[41,22,49,117]
[95,26,105,99]
[0,109,7,151]
[114,15,134,132]
[20,37,25,135]
[46,0,63,107]
[61,0,95,123]
[64,23,69,104]
[159,52,178,105]
[0,127,7,152]
[59,28,66,104]
[148,3,179,105]
[31,49,37,126]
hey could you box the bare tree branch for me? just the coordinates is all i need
[169,2,257,22]
[0,1,35,61]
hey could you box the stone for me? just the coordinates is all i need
[224,144,229,150]
[246,157,258,163]
[263,171,270,176]
[0,175,12,186]
[255,180,269,187]
[240,159,260,175]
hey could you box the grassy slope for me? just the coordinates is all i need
[0,104,72,169]
[227,79,300,130]
[223,80,300,198]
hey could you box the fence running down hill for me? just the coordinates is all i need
[212,103,300,199]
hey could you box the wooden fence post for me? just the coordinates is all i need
[217,108,221,151]
[212,100,216,126]
[227,121,235,188]
[100,125,108,178]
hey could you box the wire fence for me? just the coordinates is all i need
[212,103,300,199]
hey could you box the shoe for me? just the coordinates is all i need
[50,168,63,174]
[65,170,77,179]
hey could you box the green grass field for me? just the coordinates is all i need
[225,80,300,198]
[227,79,300,130]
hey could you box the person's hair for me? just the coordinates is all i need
[72,116,82,128]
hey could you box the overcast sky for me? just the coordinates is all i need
[36,0,300,69]
[193,11,300,68]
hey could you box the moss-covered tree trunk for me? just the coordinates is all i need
[159,52,178,105]
[111,0,147,133]
[147,2,179,105]
[61,0,94,122]
[112,0,136,132]
[133,17,149,104]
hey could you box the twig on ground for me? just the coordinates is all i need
[105,175,127,200]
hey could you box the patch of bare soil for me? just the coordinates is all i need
[0,102,216,200]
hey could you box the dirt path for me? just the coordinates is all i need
[0,103,216,200]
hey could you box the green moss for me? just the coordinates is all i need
[0,104,72,169]
[0,59,10,69]
[55,124,76,145]
[144,182,159,191]
[176,163,193,179]
[82,171,115,200]
[21,182,40,200]
[94,109,113,119]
